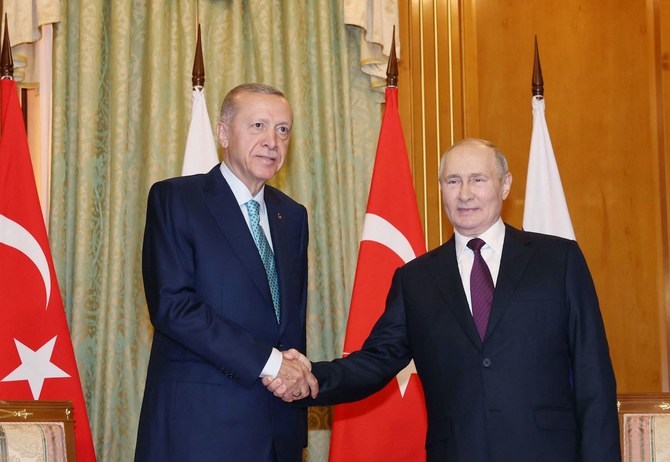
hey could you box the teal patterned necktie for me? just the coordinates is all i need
[245,200,280,323]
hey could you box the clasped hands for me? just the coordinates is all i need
[262,349,318,402]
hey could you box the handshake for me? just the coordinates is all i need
[262,349,319,402]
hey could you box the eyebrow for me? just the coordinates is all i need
[249,117,291,127]
[445,172,488,179]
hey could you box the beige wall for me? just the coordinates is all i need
[398,0,670,392]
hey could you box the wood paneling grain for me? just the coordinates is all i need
[399,0,670,391]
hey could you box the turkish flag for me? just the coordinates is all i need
[0,79,96,460]
[329,87,428,461]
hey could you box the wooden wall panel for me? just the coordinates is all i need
[399,0,669,392]
[659,0,670,389]
[399,0,450,250]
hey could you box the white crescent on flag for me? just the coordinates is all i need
[0,214,51,309]
[360,213,416,264]
[357,212,418,397]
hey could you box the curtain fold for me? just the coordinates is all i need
[3,1,60,222]
[343,0,399,91]
[51,1,381,460]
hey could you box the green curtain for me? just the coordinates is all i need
[50,1,382,460]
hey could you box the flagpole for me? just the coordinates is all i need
[386,26,398,88]
[532,36,544,98]
[0,16,11,77]
[0,6,4,139]
[0,12,14,137]
[192,23,204,90]
[181,22,218,176]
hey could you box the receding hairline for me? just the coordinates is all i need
[438,138,509,179]
[219,83,289,123]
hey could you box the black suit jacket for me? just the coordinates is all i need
[311,225,620,462]
[135,165,309,462]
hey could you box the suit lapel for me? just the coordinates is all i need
[486,225,533,339]
[201,167,274,309]
[427,238,483,348]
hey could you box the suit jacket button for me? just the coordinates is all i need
[482,358,492,368]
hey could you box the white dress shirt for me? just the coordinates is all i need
[454,218,506,314]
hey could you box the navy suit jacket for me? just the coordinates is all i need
[135,166,309,462]
[311,225,620,462]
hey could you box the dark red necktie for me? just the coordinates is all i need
[467,238,494,340]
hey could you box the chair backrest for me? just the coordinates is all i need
[0,400,76,462]
[618,392,670,462]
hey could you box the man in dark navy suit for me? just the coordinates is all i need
[269,138,620,462]
[135,83,317,462]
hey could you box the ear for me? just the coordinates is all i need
[501,172,512,200]
[216,121,229,149]
[438,176,448,194]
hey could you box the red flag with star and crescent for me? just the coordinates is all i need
[329,86,428,461]
[0,79,97,460]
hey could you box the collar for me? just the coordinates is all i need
[220,162,266,206]
[455,218,505,259]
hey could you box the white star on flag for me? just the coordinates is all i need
[396,360,417,397]
[343,352,417,397]
[1,336,70,399]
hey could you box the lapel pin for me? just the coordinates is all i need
[277,212,283,220]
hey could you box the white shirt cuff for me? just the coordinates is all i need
[259,348,282,378]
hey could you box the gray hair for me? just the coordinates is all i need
[219,83,286,124]
[438,138,509,179]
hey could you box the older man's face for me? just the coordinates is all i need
[439,143,512,237]
[217,92,293,196]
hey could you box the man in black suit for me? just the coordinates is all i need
[267,138,620,462]
[135,83,317,462]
